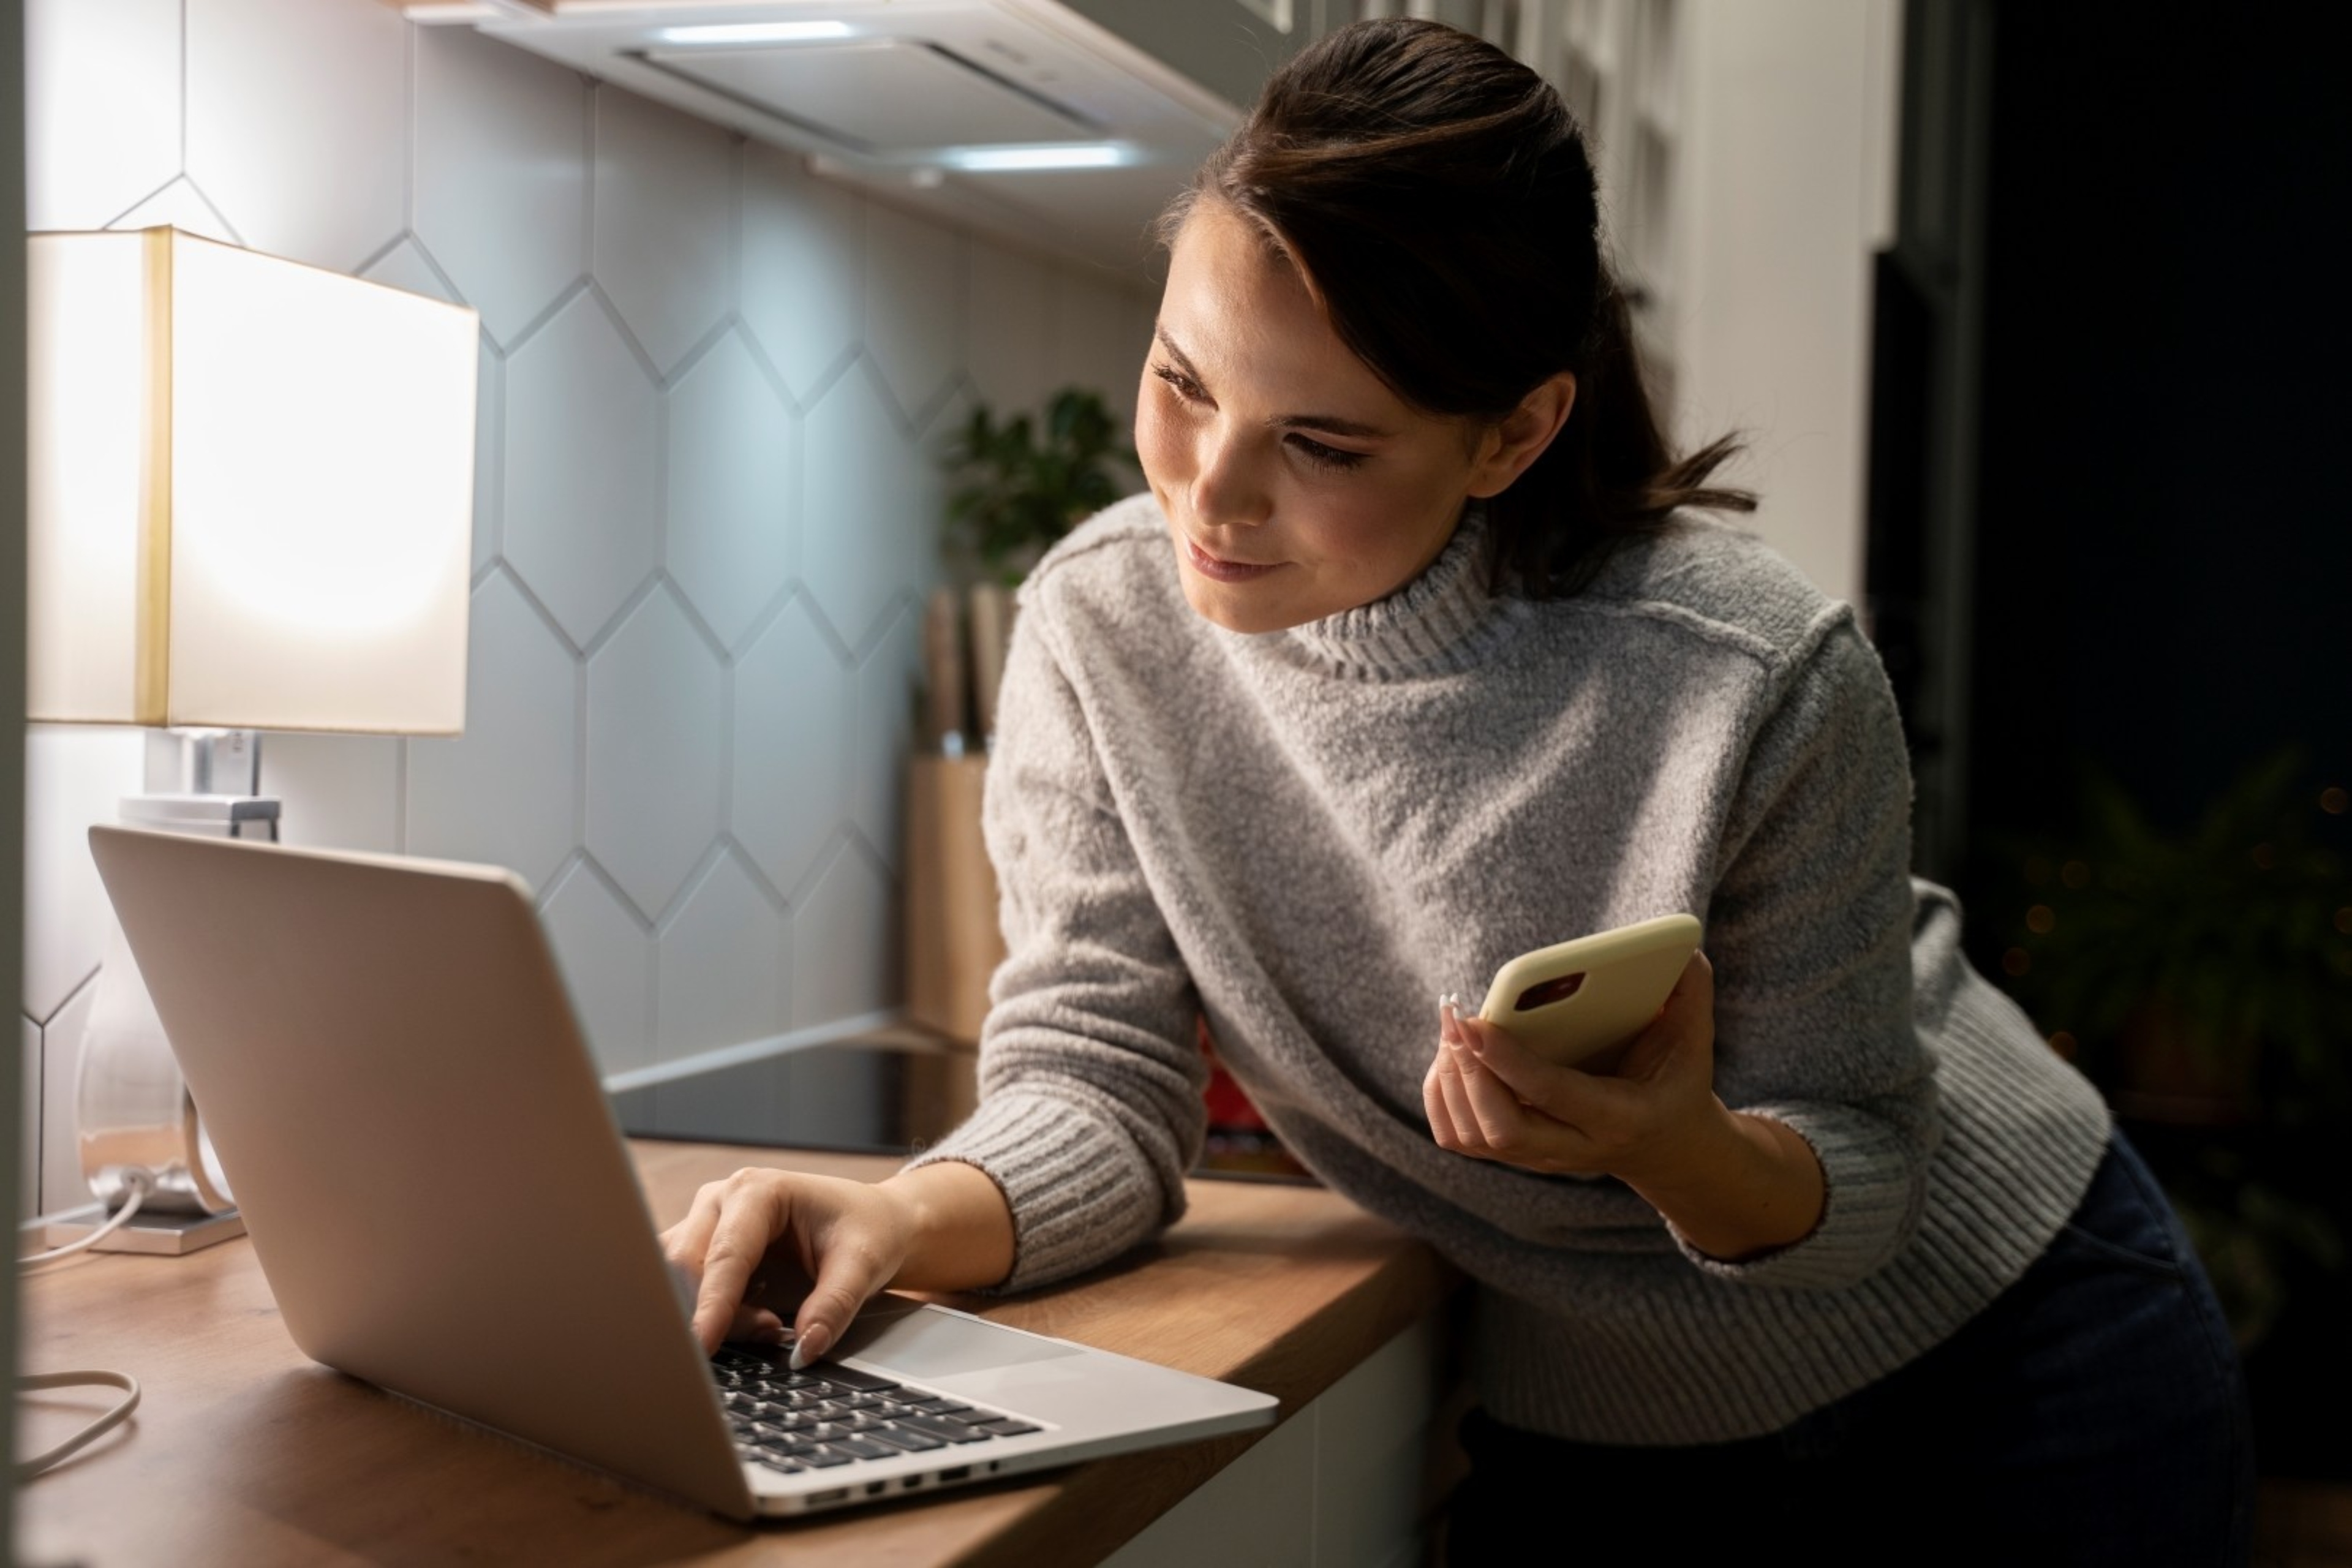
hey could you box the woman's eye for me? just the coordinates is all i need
[1150,362,1365,470]
[1150,363,1207,402]
[1289,435,1368,471]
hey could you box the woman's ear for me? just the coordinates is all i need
[1466,372,1577,499]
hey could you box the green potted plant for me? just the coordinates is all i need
[1994,748,2351,1346]
[943,386,1136,584]
[1999,749,2351,1122]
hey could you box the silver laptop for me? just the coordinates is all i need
[88,826,1276,1520]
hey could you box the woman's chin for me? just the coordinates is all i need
[1177,564,1303,633]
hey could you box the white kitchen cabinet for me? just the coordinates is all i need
[1509,0,1902,607]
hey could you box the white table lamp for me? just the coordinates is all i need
[26,227,478,1251]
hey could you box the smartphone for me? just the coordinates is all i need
[1474,913,1703,1073]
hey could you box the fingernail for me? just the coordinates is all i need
[789,1325,831,1371]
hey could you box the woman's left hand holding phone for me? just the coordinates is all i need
[1422,952,1826,1261]
[1423,950,1725,1184]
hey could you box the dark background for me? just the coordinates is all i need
[1968,7,2350,837]
[1874,2,2351,1478]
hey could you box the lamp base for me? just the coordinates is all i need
[43,1206,246,1257]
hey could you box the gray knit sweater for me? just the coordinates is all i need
[910,492,2112,1444]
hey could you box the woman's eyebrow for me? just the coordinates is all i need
[1155,326,1390,441]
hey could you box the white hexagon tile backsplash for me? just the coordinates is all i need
[740,141,867,408]
[104,176,242,246]
[263,735,403,859]
[183,0,410,273]
[540,859,657,1080]
[23,0,180,233]
[413,23,590,353]
[658,853,791,1065]
[586,586,729,921]
[591,88,737,380]
[666,328,800,654]
[863,201,967,426]
[965,243,1056,425]
[18,0,1161,1199]
[733,596,856,905]
[801,360,954,658]
[20,728,144,1029]
[502,288,665,650]
[405,570,582,894]
[850,603,926,876]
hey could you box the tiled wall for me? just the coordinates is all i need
[19,0,1158,1218]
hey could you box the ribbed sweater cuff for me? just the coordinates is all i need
[1667,1104,1924,1289]
[902,1089,1167,1294]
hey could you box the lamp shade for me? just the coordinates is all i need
[26,228,477,734]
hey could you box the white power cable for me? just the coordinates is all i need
[20,1169,154,1268]
[17,1171,156,1477]
[15,1370,142,1479]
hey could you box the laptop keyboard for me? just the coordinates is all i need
[710,1346,1046,1476]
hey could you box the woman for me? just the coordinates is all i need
[665,20,2250,1562]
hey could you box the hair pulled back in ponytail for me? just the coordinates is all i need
[1161,18,1753,596]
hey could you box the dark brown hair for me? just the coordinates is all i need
[1161,18,1753,596]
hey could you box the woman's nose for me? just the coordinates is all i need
[1189,424,1271,529]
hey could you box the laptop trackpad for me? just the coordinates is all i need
[840,1306,1085,1379]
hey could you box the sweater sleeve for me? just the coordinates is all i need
[1672,610,1940,1290]
[899,603,1207,1292]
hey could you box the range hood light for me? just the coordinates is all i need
[943,143,1131,172]
[653,21,856,46]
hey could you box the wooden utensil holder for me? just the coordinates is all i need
[903,753,1005,1045]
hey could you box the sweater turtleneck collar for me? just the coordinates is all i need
[1259,505,1526,680]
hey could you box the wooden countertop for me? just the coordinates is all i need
[16,1141,1456,1567]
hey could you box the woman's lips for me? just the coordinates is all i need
[1184,536,1284,583]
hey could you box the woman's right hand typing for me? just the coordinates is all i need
[659,1160,1016,1366]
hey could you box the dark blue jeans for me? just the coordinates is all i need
[1448,1133,2254,1566]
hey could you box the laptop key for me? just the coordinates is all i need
[813,1365,900,1393]
[753,1454,808,1475]
[974,1419,1043,1438]
[803,1422,867,1444]
[788,1447,856,1468]
[866,1425,948,1453]
[895,1414,995,1445]
[824,1436,897,1461]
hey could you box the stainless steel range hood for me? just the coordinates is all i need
[396,1,1242,279]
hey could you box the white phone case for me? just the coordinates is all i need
[1476,913,1703,1071]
